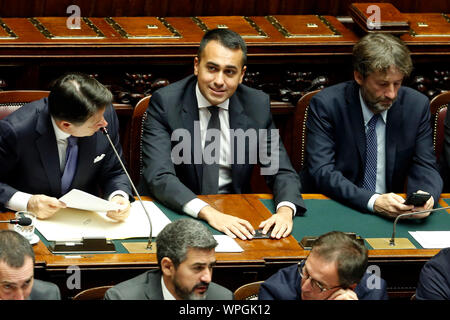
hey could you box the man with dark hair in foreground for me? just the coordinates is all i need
[259,231,388,300]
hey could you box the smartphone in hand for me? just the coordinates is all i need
[404,192,431,206]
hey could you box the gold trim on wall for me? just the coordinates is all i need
[0,18,18,39]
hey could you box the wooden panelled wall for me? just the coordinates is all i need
[0,2,449,190]
[0,0,448,17]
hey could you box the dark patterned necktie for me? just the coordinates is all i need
[61,136,78,194]
[201,106,220,194]
[361,114,380,191]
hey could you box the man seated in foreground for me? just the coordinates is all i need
[258,231,388,300]
[104,218,233,300]
[0,230,60,300]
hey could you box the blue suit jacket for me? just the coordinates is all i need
[0,98,132,208]
[416,247,450,300]
[301,81,442,212]
[140,75,305,214]
[258,263,388,300]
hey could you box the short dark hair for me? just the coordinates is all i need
[197,28,247,67]
[352,33,412,78]
[48,73,113,124]
[156,218,217,268]
[0,230,35,268]
[311,231,368,288]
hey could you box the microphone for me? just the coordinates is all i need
[0,217,33,226]
[390,205,450,246]
[100,127,153,250]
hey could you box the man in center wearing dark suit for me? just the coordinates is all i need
[140,28,305,240]
[301,33,442,218]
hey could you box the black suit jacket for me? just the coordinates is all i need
[141,75,305,214]
[301,81,442,212]
[0,97,132,208]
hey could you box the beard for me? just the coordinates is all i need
[173,278,209,300]
[361,86,396,114]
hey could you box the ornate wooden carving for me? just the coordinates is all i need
[409,69,450,100]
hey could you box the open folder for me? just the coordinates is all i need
[35,200,171,242]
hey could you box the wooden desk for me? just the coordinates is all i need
[2,193,448,299]
[2,194,305,299]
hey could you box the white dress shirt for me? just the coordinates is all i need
[182,83,296,218]
[5,117,126,211]
[359,90,388,212]
[161,276,176,300]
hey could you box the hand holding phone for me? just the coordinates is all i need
[253,227,274,239]
[404,192,431,206]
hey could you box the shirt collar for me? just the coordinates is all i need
[359,89,387,125]
[161,275,176,300]
[195,82,229,110]
[51,117,71,140]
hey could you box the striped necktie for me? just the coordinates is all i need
[361,114,380,192]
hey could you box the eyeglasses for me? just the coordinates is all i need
[298,259,342,293]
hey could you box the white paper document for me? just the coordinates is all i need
[409,231,450,249]
[213,235,244,252]
[59,189,121,212]
[35,201,171,242]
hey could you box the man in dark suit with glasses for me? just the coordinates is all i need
[258,231,388,300]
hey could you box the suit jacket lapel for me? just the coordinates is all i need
[385,101,401,190]
[229,94,249,189]
[70,134,97,188]
[346,82,366,165]
[181,81,202,188]
[35,111,61,196]
[145,270,164,300]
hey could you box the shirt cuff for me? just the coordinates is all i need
[367,194,380,212]
[5,191,33,212]
[182,198,210,218]
[276,201,296,216]
[108,190,129,201]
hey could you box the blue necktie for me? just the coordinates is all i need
[61,136,78,194]
[361,114,380,192]
[201,106,220,194]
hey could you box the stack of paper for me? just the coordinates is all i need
[409,231,450,249]
[35,197,171,242]
[213,235,244,253]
